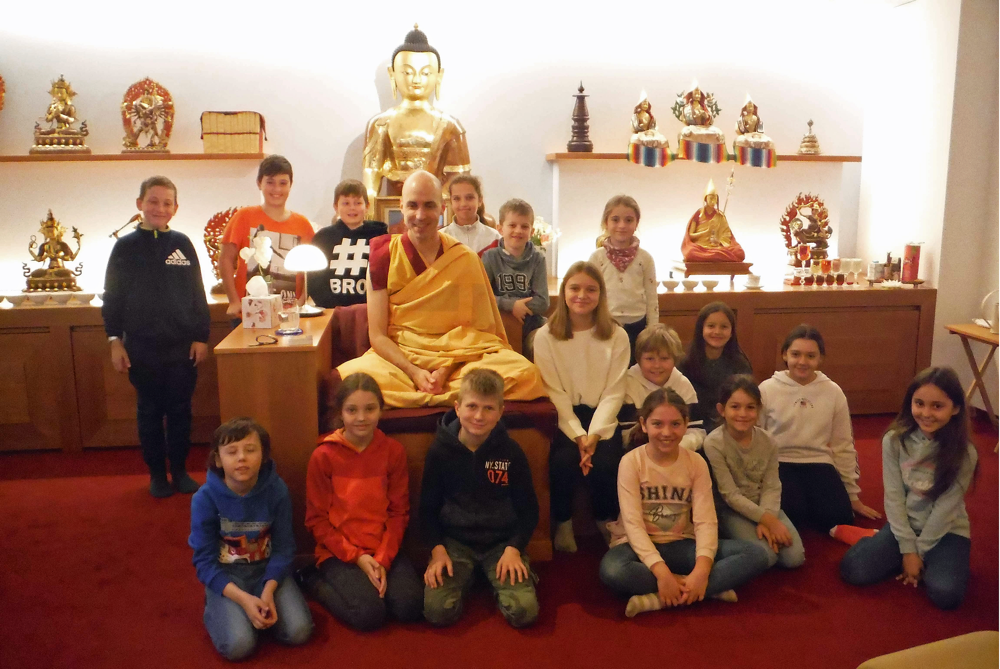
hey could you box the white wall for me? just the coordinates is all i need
[0,0,872,294]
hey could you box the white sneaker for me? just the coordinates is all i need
[553,520,577,553]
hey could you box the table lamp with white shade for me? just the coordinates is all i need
[283,244,328,317]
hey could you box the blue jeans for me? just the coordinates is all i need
[840,524,971,610]
[203,562,313,661]
[718,506,805,569]
[599,538,770,598]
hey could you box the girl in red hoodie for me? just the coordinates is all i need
[300,373,423,630]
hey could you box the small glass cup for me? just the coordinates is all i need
[820,259,832,274]
[831,258,842,274]
[276,292,301,335]
[836,273,845,286]
[797,244,811,265]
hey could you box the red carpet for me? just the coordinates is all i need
[2,416,996,669]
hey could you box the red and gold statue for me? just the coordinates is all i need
[682,178,746,263]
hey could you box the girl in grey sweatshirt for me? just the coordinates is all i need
[840,367,979,610]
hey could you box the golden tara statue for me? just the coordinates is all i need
[121,78,174,152]
[22,210,84,292]
[733,95,774,150]
[682,179,746,263]
[30,75,90,154]
[362,25,471,205]
[672,82,724,145]
[630,91,668,148]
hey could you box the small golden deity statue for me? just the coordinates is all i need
[682,178,746,263]
[733,95,774,150]
[31,75,90,154]
[798,119,822,155]
[630,91,668,148]
[22,210,84,292]
[672,82,725,145]
[362,25,471,206]
[121,78,174,152]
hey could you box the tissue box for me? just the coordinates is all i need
[242,295,281,329]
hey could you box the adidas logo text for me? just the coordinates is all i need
[165,249,191,266]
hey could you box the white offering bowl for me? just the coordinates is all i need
[51,293,74,305]
[6,294,29,307]
[701,279,719,291]
[27,293,51,306]
[682,279,699,292]
[74,293,95,305]
[661,280,679,292]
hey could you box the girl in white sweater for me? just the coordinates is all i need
[534,261,630,553]
[440,174,500,255]
[588,195,658,364]
[758,324,882,533]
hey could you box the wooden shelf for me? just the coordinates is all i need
[545,152,861,163]
[0,153,264,163]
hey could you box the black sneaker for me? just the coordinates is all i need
[171,471,201,494]
[150,475,174,498]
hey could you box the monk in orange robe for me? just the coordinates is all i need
[681,180,746,263]
[336,170,545,407]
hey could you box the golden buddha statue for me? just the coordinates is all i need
[23,210,84,291]
[630,92,668,148]
[362,25,471,206]
[734,95,774,150]
[681,179,746,263]
[673,82,725,145]
[31,75,90,154]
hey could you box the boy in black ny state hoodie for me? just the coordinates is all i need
[420,369,540,628]
[102,176,211,498]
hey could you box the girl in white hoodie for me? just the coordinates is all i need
[758,324,882,533]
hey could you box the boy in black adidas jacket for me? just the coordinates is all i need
[420,369,540,628]
[103,176,211,498]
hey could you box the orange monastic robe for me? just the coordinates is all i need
[336,233,546,408]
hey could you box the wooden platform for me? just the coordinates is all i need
[671,259,754,278]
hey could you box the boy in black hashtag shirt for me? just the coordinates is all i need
[308,179,388,308]
[103,176,210,498]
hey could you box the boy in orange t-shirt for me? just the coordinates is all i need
[220,155,315,321]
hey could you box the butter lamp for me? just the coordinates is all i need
[283,244,327,317]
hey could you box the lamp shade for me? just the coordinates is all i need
[283,244,327,272]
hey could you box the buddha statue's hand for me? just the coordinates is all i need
[411,368,438,395]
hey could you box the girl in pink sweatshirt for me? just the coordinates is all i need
[599,388,769,618]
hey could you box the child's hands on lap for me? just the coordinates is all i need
[357,554,387,597]
[758,512,792,549]
[851,498,883,520]
[756,522,779,553]
[495,546,529,586]
[511,298,532,323]
[575,435,599,476]
[678,558,712,605]
[897,553,923,587]
[258,580,279,628]
[650,562,684,607]
[424,545,453,589]
[225,583,272,630]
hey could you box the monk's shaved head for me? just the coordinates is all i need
[402,170,442,206]
[402,170,443,244]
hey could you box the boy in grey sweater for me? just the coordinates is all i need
[481,199,549,357]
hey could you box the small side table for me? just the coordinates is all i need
[945,323,998,449]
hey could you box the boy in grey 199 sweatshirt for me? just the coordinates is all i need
[481,239,549,352]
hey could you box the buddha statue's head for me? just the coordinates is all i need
[389,24,442,102]
[703,180,719,214]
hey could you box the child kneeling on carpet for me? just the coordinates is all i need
[300,373,423,630]
[704,375,805,569]
[189,418,313,661]
[840,367,978,610]
[599,388,770,618]
[421,369,540,628]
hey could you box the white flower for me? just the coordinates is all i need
[239,235,273,269]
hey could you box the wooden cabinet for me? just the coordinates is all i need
[654,285,936,414]
[0,303,230,452]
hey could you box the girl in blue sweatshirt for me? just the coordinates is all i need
[840,367,979,610]
[189,418,313,660]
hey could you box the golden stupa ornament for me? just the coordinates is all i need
[22,210,84,292]
[798,119,821,155]
[121,78,174,152]
[31,75,90,154]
